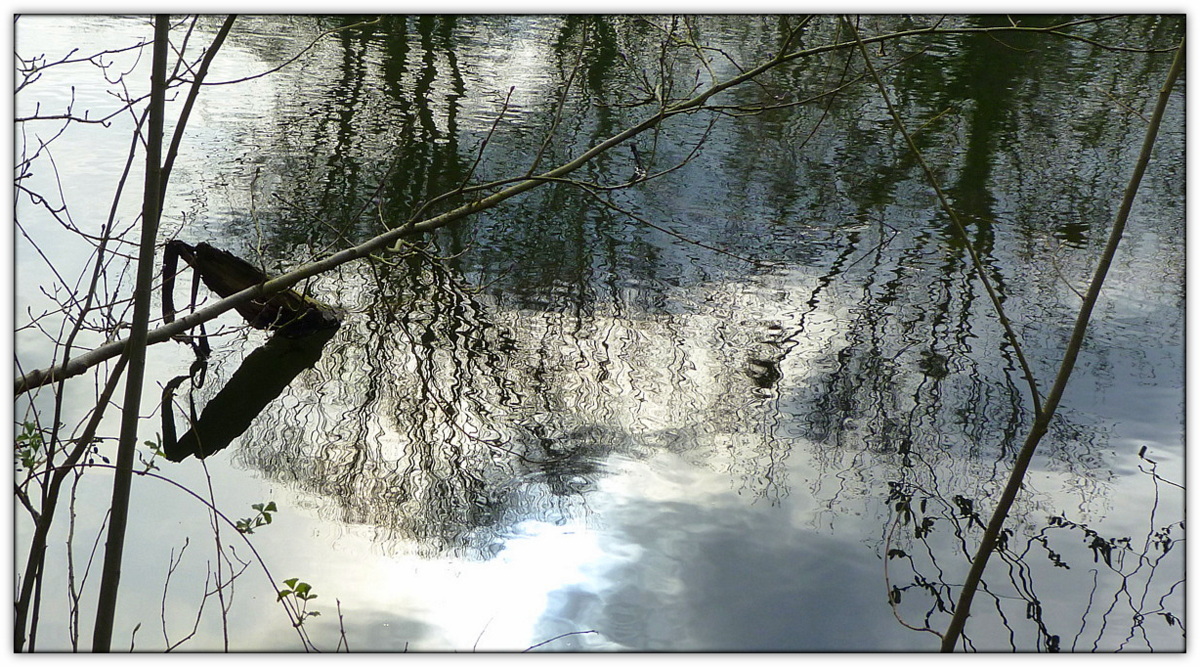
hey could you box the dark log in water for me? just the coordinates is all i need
[165,239,342,337]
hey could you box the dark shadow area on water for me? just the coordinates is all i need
[165,326,339,462]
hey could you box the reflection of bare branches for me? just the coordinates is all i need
[574,179,764,267]
[202,17,383,86]
[230,256,541,556]
[227,232,808,548]
[704,43,927,119]
[526,28,588,177]
[850,15,1043,417]
[883,505,946,639]
[884,453,1184,651]
[26,16,1179,397]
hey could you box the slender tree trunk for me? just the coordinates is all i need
[90,15,170,652]
[940,36,1185,652]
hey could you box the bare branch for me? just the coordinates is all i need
[15,16,1176,399]
[940,33,1185,652]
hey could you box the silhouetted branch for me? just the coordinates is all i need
[91,14,171,652]
[939,34,1185,652]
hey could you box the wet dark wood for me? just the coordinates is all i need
[166,240,341,337]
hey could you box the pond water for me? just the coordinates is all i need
[14,15,1185,652]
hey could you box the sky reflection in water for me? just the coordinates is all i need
[13,15,1184,652]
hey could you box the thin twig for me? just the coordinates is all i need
[523,630,597,652]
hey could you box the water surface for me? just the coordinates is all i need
[14,15,1184,652]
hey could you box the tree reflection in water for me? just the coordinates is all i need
[226,241,799,557]
[146,14,1180,649]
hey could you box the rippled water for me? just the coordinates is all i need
[15,15,1184,652]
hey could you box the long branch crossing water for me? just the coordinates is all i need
[14,15,1184,651]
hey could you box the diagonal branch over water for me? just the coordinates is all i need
[935,34,1185,652]
[15,16,1162,397]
